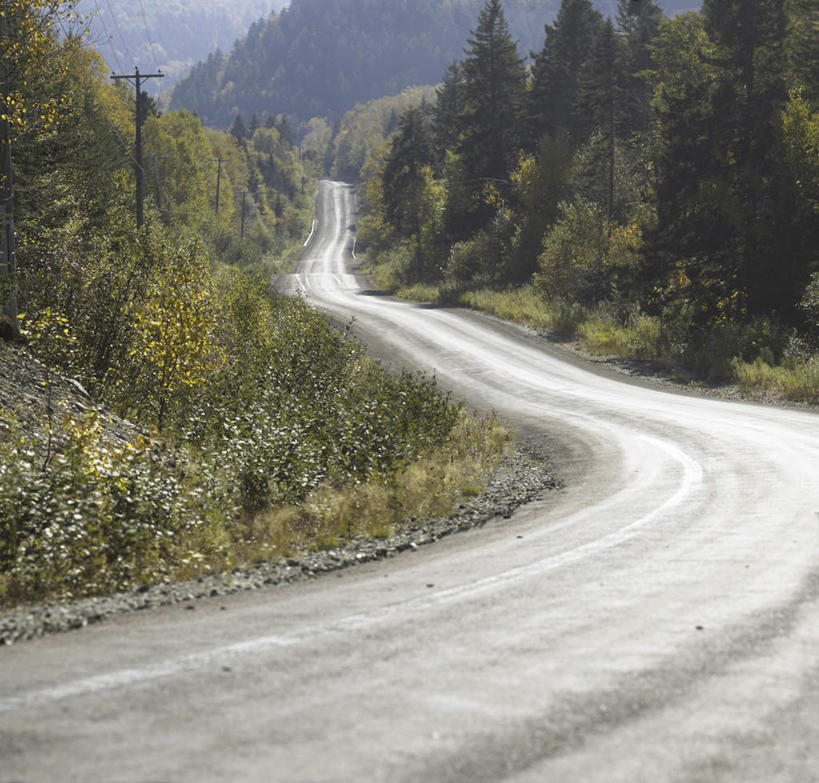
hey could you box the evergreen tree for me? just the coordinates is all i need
[449,0,527,238]
[643,13,730,325]
[577,19,628,221]
[382,108,434,237]
[381,107,437,280]
[433,61,466,165]
[702,0,807,318]
[230,112,248,142]
[459,0,526,183]
[648,3,817,330]
[616,0,664,135]
[526,0,603,149]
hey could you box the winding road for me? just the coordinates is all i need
[2,180,818,782]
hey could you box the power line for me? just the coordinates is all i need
[91,0,124,72]
[103,0,135,66]
[136,0,161,73]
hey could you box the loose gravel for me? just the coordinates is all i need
[0,447,557,646]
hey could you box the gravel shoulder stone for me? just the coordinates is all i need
[0,446,557,646]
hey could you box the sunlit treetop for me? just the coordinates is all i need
[1,0,83,140]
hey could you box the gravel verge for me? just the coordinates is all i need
[0,447,557,646]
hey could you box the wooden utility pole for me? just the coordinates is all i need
[211,157,223,213]
[1,12,18,335]
[240,190,247,239]
[111,67,164,228]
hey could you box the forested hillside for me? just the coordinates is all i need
[169,0,698,127]
[75,0,286,92]
[0,0,499,606]
[359,0,819,398]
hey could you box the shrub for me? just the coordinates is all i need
[0,410,227,603]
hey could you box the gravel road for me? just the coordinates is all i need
[1,181,818,783]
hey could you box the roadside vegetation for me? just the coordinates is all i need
[0,1,507,607]
[355,0,819,402]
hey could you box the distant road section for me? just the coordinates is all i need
[2,181,818,782]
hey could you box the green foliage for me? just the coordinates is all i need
[4,257,471,603]
[535,198,641,308]
[526,0,603,148]
[460,0,527,184]
[508,138,571,282]
[169,0,551,126]
[0,410,224,603]
[577,305,667,359]
[2,16,489,606]
[331,86,436,181]
[0,0,79,141]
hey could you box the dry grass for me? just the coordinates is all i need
[458,286,586,336]
[235,410,510,560]
[732,357,819,403]
[395,283,441,303]
[577,307,667,359]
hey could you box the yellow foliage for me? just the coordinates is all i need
[125,242,223,428]
[0,0,80,141]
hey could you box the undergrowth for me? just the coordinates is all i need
[1,237,507,607]
[731,356,819,403]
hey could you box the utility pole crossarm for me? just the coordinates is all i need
[111,68,164,228]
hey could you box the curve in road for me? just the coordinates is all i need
[1,181,818,783]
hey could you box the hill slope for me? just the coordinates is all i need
[168,0,699,127]
[76,0,288,93]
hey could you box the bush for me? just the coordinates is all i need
[5,246,479,606]
[0,410,227,603]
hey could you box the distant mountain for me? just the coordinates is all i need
[76,0,288,93]
[169,0,699,127]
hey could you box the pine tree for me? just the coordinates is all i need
[449,0,527,239]
[459,0,526,183]
[230,112,248,142]
[381,107,437,281]
[702,0,806,318]
[616,0,664,135]
[433,61,466,166]
[576,19,628,222]
[382,108,434,237]
[526,0,603,149]
[647,2,817,330]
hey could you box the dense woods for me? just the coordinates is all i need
[170,0,663,126]
[75,0,285,92]
[359,0,819,390]
[0,1,492,604]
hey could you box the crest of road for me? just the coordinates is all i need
[2,181,818,782]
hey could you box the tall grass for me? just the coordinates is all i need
[576,307,668,360]
[732,357,819,403]
[458,286,587,336]
[240,411,509,559]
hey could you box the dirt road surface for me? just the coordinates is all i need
[1,181,818,783]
